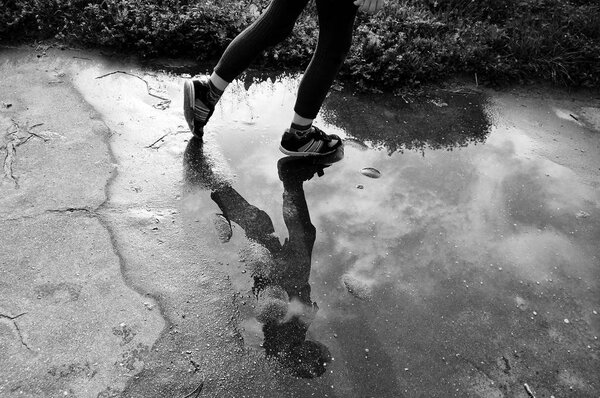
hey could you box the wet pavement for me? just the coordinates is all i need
[1,47,599,397]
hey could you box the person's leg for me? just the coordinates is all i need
[184,0,309,138]
[213,0,309,84]
[294,0,358,125]
[280,0,358,156]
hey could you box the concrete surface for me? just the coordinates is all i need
[1,46,599,398]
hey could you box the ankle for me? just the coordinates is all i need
[209,72,229,92]
[289,122,312,134]
[206,80,224,106]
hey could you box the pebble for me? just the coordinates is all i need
[575,210,590,219]
[360,167,381,179]
[564,319,570,324]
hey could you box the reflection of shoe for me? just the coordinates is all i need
[279,126,343,157]
[277,148,343,183]
[183,77,215,139]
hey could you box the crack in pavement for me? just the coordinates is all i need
[1,120,48,188]
[89,115,170,392]
[46,208,94,215]
[0,312,32,352]
[3,208,95,222]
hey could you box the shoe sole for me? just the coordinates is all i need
[278,146,344,167]
[278,144,341,157]
[183,79,195,134]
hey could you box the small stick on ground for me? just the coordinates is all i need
[181,382,204,398]
[146,130,188,149]
[146,133,172,149]
[96,71,171,102]
[27,123,49,142]
[523,383,536,398]
[2,121,50,188]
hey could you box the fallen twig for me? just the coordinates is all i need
[27,131,49,142]
[26,123,49,142]
[146,133,171,149]
[181,382,203,398]
[523,383,536,398]
[95,71,171,102]
[2,121,49,188]
[146,130,188,149]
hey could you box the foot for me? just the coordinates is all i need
[183,76,215,139]
[279,126,343,157]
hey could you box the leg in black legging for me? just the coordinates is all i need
[294,0,358,119]
[214,0,310,83]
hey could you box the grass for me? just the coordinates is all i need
[1,0,598,89]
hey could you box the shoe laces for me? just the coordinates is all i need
[310,126,332,142]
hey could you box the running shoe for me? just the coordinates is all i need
[279,126,343,157]
[183,76,215,139]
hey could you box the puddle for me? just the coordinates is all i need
[66,53,599,396]
[181,77,600,396]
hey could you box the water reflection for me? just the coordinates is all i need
[184,137,343,378]
[181,77,599,396]
[322,89,492,154]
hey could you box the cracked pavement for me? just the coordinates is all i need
[0,47,165,398]
[0,46,307,398]
[1,46,599,398]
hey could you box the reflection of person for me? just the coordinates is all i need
[184,138,343,377]
[183,0,383,156]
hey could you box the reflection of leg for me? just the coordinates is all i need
[210,187,280,252]
[277,158,320,296]
[282,185,315,265]
[256,158,334,378]
[183,137,231,191]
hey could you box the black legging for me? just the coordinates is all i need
[214,0,358,119]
